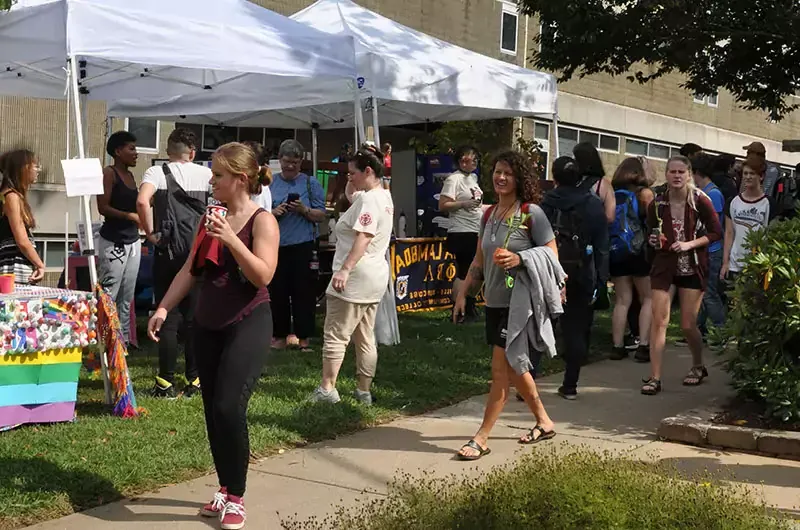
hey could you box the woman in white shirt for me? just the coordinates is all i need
[310,144,394,406]
[439,145,483,322]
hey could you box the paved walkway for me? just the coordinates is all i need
[28,347,800,529]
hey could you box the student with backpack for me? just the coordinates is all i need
[137,128,211,398]
[608,158,654,363]
[541,156,609,399]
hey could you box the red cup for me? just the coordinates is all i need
[206,205,228,226]
[0,274,14,294]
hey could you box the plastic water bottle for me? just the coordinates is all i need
[398,211,407,238]
[586,245,593,256]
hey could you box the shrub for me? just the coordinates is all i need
[721,218,800,423]
[282,448,786,530]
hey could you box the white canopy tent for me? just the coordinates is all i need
[0,0,357,280]
[109,0,558,148]
[1,0,357,401]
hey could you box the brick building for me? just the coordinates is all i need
[1,0,798,275]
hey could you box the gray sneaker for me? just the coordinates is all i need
[354,389,373,406]
[310,386,341,404]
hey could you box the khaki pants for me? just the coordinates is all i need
[322,296,379,381]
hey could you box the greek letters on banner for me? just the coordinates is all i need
[391,238,484,313]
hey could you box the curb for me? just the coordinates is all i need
[658,406,800,460]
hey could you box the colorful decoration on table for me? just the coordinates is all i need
[95,285,144,418]
[0,293,97,354]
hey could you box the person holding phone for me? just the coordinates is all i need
[269,140,327,350]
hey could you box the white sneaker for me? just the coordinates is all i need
[310,386,341,404]
[354,389,373,406]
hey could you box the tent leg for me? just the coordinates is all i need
[553,113,560,159]
[371,95,381,148]
[70,55,110,406]
[311,123,319,178]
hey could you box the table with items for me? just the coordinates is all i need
[0,286,98,430]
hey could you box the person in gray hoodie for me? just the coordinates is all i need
[541,156,610,399]
[453,150,559,461]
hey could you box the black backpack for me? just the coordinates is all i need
[773,172,798,220]
[160,163,206,261]
[546,199,590,279]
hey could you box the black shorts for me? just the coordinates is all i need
[610,255,651,278]
[485,306,510,348]
[446,232,478,280]
[672,274,703,290]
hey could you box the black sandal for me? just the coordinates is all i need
[683,366,709,386]
[641,377,661,395]
[519,425,556,445]
[457,439,491,461]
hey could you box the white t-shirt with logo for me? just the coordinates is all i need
[724,194,776,272]
[440,171,483,233]
[327,187,394,304]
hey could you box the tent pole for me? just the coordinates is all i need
[553,113,560,159]
[353,91,360,146]
[311,123,319,178]
[70,55,110,406]
[371,94,380,148]
[69,55,98,288]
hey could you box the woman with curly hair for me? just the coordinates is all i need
[453,150,560,460]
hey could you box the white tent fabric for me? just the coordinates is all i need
[0,0,357,106]
[108,0,557,128]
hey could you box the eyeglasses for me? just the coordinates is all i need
[280,158,302,167]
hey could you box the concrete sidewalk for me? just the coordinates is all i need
[28,347,800,529]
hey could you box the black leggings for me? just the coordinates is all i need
[194,303,272,498]
[270,241,316,340]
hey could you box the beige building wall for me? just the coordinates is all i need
[3,0,800,272]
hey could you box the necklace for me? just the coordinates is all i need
[489,201,518,243]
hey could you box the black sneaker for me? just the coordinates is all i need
[634,345,650,363]
[557,386,577,400]
[624,335,640,351]
[610,346,628,360]
[152,378,177,399]
[183,378,201,398]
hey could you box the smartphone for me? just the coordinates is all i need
[287,192,300,203]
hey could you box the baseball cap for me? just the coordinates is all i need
[743,141,766,155]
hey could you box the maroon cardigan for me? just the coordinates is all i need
[646,190,722,291]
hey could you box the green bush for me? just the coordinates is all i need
[282,449,786,530]
[721,218,800,423]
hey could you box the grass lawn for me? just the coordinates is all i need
[0,308,657,528]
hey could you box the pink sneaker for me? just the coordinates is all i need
[199,487,227,517]
[220,496,246,530]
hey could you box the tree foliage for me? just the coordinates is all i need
[0,0,15,10]
[519,0,800,121]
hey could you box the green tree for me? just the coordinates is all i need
[1,0,16,10]
[519,0,800,121]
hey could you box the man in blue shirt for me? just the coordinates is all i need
[270,139,327,350]
[693,154,726,343]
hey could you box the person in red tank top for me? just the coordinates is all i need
[147,142,279,530]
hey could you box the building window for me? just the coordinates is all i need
[625,139,649,157]
[202,125,238,152]
[534,122,550,141]
[557,125,620,155]
[34,239,70,271]
[693,91,719,108]
[500,2,518,55]
[648,143,671,160]
[125,118,160,153]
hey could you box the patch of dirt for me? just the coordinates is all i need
[712,396,800,432]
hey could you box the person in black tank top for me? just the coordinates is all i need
[97,131,142,345]
[147,142,279,530]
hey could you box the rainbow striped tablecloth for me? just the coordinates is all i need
[0,286,96,430]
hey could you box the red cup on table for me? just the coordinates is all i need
[0,273,14,294]
[206,204,228,226]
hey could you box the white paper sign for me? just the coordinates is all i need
[61,158,104,197]
[76,221,102,253]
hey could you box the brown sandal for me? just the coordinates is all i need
[683,366,708,386]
